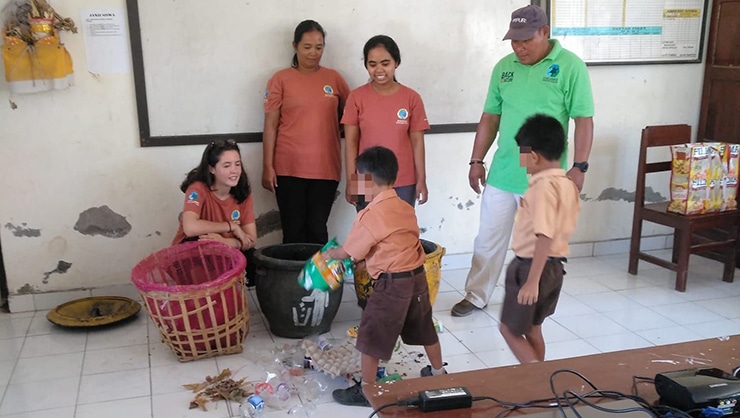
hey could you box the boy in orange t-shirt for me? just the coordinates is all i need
[323,146,446,407]
[499,114,580,364]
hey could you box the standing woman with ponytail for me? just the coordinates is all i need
[262,20,350,244]
[342,35,430,210]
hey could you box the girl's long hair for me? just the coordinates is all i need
[180,139,251,203]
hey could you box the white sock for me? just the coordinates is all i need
[431,366,446,376]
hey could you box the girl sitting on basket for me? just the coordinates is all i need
[172,139,258,285]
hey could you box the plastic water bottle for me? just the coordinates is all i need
[239,394,264,417]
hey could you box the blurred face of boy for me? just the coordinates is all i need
[519,146,540,175]
[349,173,376,204]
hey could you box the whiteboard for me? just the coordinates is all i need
[547,0,708,64]
[126,0,529,146]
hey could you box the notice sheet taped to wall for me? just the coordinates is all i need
[548,0,708,64]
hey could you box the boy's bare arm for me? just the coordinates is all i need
[322,247,350,261]
[518,234,553,305]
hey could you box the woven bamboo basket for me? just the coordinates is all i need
[131,241,249,362]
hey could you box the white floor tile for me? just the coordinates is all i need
[75,396,152,418]
[561,278,612,296]
[11,352,83,384]
[0,360,14,386]
[83,344,150,375]
[604,307,678,332]
[0,407,76,418]
[549,293,597,318]
[540,318,579,343]
[85,322,148,351]
[586,333,653,353]
[453,327,509,353]
[475,348,520,368]
[553,313,629,338]
[26,313,66,336]
[0,316,32,339]
[0,377,79,415]
[544,339,600,360]
[431,310,498,332]
[650,302,726,325]
[635,326,704,345]
[443,353,487,373]
[695,297,740,320]
[441,268,470,291]
[436,331,473,357]
[685,319,740,339]
[432,290,465,312]
[77,369,151,404]
[616,286,687,307]
[19,332,87,358]
[0,338,24,362]
[578,291,644,313]
[591,271,654,291]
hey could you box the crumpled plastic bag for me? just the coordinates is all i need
[297,238,352,292]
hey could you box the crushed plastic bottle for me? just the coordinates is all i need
[239,394,264,417]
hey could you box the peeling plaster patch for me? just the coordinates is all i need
[580,193,590,202]
[457,203,464,210]
[438,217,445,230]
[465,200,474,208]
[42,260,72,284]
[256,210,281,238]
[4,222,41,237]
[17,284,37,295]
[420,227,428,234]
[155,231,161,236]
[592,187,666,203]
[74,206,131,238]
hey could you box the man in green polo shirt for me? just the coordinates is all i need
[452,4,594,317]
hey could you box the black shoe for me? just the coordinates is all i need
[332,380,370,407]
[451,299,478,317]
[420,362,448,377]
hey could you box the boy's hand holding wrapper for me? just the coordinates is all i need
[298,238,353,291]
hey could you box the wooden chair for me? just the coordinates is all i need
[628,124,739,292]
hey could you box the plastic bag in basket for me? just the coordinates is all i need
[298,238,352,292]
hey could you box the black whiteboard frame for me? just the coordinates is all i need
[543,0,709,66]
[125,0,477,147]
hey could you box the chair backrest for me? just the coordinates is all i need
[635,124,692,207]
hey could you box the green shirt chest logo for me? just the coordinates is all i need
[500,71,514,83]
[543,64,560,83]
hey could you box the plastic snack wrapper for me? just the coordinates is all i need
[297,238,353,292]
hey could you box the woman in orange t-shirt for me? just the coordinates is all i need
[342,35,430,210]
[262,20,350,244]
[172,139,258,284]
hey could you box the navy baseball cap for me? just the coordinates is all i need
[503,5,548,41]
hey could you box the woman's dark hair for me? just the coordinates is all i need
[356,146,398,186]
[180,139,251,203]
[363,35,401,82]
[292,20,325,67]
[514,114,566,161]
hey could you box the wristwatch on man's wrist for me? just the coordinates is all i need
[573,161,589,173]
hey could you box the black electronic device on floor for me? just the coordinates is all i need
[655,368,740,416]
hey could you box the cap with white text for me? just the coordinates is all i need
[503,5,548,41]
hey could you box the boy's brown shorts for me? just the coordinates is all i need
[500,256,564,336]
[355,266,439,360]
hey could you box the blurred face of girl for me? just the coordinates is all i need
[365,46,397,86]
[294,30,324,71]
[209,150,242,190]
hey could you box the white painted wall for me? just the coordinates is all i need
[0,0,705,311]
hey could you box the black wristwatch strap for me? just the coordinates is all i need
[573,161,589,173]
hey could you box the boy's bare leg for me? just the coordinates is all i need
[499,323,539,364]
[423,341,444,369]
[360,353,380,385]
[524,325,545,361]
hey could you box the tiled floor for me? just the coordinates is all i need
[1,250,740,417]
